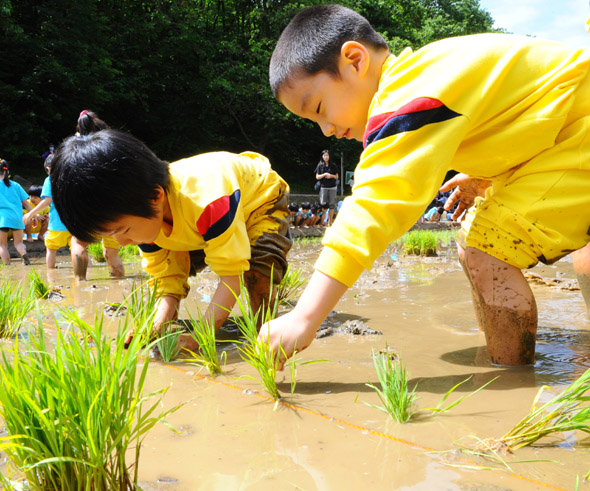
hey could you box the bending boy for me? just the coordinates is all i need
[262,4,590,367]
[50,130,292,347]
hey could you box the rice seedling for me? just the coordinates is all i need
[0,308,181,490]
[283,347,328,397]
[490,368,590,451]
[294,236,322,246]
[155,325,184,362]
[184,309,226,376]
[230,281,283,400]
[123,280,160,343]
[366,348,497,423]
[28,268,50,299]
[277,266,307,306]
[0,279,36,338]
[366,348,418,423]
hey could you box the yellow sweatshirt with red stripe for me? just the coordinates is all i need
[140,151,287,298]
[315,33,590,287]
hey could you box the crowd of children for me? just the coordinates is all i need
[288,200,343,228]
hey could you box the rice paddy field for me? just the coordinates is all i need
[1,231,589,490]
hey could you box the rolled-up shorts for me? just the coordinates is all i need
[100,235,121,250]
[460,115,590,269]
[188,180,292,284]
[45,230,72,250]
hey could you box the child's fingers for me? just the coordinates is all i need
[123,331,134,349]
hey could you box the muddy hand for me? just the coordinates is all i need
[439,173,491,221]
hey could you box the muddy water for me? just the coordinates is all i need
[1,240,590,490]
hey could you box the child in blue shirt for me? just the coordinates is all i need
[0,160,32,265]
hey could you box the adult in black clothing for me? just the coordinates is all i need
[314,149,339,226]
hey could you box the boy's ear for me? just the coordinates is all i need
[153,185,166,205]
[339,41,371,78]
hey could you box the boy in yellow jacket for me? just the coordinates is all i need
[262,4,590,367]
[50,130,291,348]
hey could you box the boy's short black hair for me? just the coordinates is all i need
[288,202,299,212]
[301,201,311,210]
[28,185,42,197]
[269,4,388,97]
[437,206,444,214]
[50,129,170,243]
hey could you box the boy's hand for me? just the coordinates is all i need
[258,270,349,370]
[258,310,317,370]
[439,173,491,221]
[124,295,179,347]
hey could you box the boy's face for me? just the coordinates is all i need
[29,196,41,205]
[101,214,162,246]
[279,70,371,141]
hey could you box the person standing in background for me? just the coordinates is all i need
[314,149,339,226]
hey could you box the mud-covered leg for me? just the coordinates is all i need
[70,236,89,280]
[462,246,537,366]
[457,242,486,332]
[103,245,125,277]
[571,242,590,315]
[244,270,275,329]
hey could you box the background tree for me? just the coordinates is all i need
[0,0,497,189]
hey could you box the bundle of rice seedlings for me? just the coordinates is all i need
[403,230,438,256]
[28,269,50,299]
[0,279,35,338]
[0,310,180,490]
[492,368,590,451]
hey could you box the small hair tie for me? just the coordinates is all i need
[79,110,88,117]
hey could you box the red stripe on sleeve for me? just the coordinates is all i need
[364,97,444,142]
[197,195,230,236]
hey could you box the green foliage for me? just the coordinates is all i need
[0,309,181,490]
[87,243,139,263]
[184,309,226,376]
[87,242,105,263]
[27,269,50,299]
[118,244,140,262]
[0,279,35,338]
[2,0,496,184]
